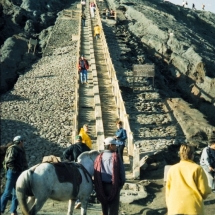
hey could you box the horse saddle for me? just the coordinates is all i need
[42,156,83,198]
[53,162,82,198]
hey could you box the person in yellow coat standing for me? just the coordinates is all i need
[94,24,101,40]
[79,124,92,149]
[166,144,211,215]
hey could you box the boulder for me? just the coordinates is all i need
[20,0,69,13]
[0,37,27,93]
[120,182,148,203]
[24,19,35,32]
[12,8,28,26]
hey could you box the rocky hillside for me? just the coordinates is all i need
[0,0,73,93]
[1,0,215,141]
[2,0,214,123]
[1,1,215,214]
[108,0,215,124]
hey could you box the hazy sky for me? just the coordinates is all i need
[167,0,215,14]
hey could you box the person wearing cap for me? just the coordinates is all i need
[63,135,90,162]
[78,54,89,84]
[94,137,125,215]
[79,124,92,149]
[1,136,28,215]
[200,131,215,192]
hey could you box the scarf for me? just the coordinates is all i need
[94,152,119,204]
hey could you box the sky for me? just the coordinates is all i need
[166,0,215,14]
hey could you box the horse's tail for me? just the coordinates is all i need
[16,169,34,215]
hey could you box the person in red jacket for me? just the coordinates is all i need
[78,54,89,84]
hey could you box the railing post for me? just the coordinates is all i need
[73,4,82,144]
[133,143,140,179]
[93,0,135,176]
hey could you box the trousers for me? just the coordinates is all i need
[80,69,88,83]
[0,169,21,213]
[101,183,120,215]
[117,145,125,162]
[202,166,215,189]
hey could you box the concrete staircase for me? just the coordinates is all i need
[91,18,118,137]
[78,3,121,149]
[78,6,97,149]
[77,1,133,178]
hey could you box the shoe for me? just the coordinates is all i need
[75,202,81,209]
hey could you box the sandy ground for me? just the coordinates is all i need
[2,176,214,215]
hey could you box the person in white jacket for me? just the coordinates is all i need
[90,2,96,18]
[200,132,215,192]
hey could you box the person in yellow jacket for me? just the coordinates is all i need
[79,124,92,149]
[94,24,101,40]
[166,144,211,215]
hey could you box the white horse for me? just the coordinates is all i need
[16,150,99,215]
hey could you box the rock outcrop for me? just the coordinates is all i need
[0,0,74,93]
[1,0,215,122]
[106,0,215,123]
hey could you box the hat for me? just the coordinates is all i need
[75,135,82,141]
[104,137,118,145]
[81,54,84,57]
[13,135,24,143]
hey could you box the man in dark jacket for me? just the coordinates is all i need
[1,136,28,215]
[63,135,90,162]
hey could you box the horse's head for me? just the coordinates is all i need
[77,150,100,176]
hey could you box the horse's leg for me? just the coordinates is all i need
[67,199,75,215]
[27,196,35,211]
[29,196,48,215]
[80,198,88,215]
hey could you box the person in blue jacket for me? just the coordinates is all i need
[114,120,127,162]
